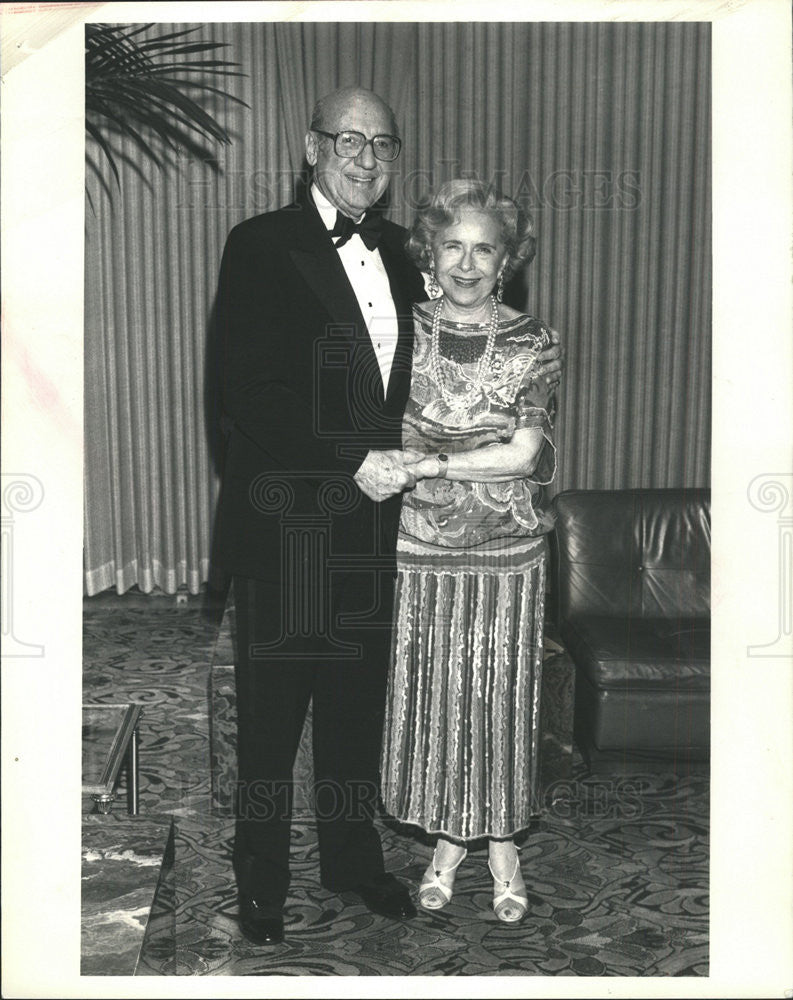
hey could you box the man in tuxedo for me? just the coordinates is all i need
[215,86,562,944]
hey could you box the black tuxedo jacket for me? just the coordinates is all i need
[214,191,426,588]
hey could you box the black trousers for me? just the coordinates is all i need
[232,571,396,906]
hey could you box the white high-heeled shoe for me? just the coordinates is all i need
[488,853,528,923]
[418,845,467,910]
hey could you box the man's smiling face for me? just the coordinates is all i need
[306,90,398,220]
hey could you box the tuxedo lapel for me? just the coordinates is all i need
[378,227,414,323]
[290,247,361,332]
[286,191,390,408]
[378,226,422,405]
[285,193,423,411]
[288,195,369,336]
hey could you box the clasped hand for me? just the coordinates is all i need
[353,329,565,503]
[354,449,425,502]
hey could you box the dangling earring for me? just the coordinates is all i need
[496,272,505,303]
[428,265,440,298]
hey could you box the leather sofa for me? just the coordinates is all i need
[552,488,710,759]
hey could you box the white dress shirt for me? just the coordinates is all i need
[311,183,400,393]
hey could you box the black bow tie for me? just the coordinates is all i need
[330,210,383,251]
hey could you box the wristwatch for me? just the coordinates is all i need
[436,453,449,478]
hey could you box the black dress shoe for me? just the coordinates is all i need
[238,893,285,944]
[351,872,417,920]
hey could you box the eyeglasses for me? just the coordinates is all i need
[312,128,402,162]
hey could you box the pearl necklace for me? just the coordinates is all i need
[429,295,499,406]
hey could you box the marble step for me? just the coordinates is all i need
[81,814,175,976]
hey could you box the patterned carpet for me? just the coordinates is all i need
[82,589,709,977]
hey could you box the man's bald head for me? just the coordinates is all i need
[309,87,399,138]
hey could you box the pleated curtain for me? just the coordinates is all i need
[83,21,711,596]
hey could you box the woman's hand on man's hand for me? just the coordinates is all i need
[354,449,425,501]
[411,455,443,480]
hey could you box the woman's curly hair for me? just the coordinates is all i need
[405,178,536,281]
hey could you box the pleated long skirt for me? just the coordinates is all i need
[381,534,547,841]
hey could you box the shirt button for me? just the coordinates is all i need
[368,302,372,307]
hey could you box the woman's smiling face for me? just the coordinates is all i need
[431,209,509,312]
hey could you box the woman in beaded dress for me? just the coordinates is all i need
[380,180,557,923]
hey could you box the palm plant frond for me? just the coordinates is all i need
[85,120,120,185]
[85,22,248,188]
[151,79,250,104]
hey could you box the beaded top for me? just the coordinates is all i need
[415,302,550,362]
[437,329,489,362]
[398,303,558,548]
